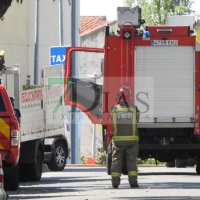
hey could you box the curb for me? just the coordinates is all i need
[65,164,167,167]
[65,164,105,167]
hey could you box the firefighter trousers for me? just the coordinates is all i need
[111,143,139,186]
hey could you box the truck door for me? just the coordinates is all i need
[64,47,104,124]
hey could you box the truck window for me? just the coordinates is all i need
[0,92,6,112]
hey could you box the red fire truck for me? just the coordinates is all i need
[64,7,200,174]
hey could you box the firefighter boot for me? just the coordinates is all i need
[129,176,139,188]
[130,182,139,188]
[111,177,120,189]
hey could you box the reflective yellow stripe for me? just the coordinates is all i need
[112,135,138,141]
[111,172,121,177]
[128,171,138,176]
[197,28,200,44]
[0,118,10,139]
[0,144,4,149]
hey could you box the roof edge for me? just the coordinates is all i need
[80,20,116,37]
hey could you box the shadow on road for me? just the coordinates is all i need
[7,166,200,199]
[114,197,200,200]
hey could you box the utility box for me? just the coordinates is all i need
[117,6,141,28]
[168,16,195,29]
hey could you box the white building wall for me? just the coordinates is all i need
[27,0,73,84]
[0,0,73,88]
[0,1,28,97]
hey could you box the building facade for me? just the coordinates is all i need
[0,0,79,93]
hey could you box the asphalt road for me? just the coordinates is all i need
[7,165,200,200]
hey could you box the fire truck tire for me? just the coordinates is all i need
[47,142,66,171]
[4,163,19,191]
[166,160,175,167]
[106,153,112,175]
[175,159,186,168]
[186,159,195,167]
[26,149,43,181]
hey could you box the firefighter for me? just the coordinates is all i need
[110,86,139,188]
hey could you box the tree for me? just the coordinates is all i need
[123,0,195,25]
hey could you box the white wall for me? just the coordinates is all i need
[27,0,72,84]
[0,0,73,88]
[0,1,28,96]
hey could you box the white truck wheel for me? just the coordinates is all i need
[47,142,66,171]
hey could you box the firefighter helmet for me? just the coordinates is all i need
[115,86,132,103]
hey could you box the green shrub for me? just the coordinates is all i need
[96,147,106,165]
[80,155,87,164]
[138,158,165,165]
[81,149,165,166]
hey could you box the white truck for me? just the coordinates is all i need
[0,59,69,191]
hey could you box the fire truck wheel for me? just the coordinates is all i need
[186,158,195,167]
[166,160,175,167]
[175,159,186,168]
[47,142,66,171]
[106,153,112,175]
[26,149,43,181]
[4,163,19,191]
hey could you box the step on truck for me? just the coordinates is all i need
[0,52,69,191]
[63,7,200,174]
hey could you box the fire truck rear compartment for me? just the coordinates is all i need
[134,46,194,123]
[134,45,196,162]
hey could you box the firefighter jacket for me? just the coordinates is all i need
[111,102,139,147]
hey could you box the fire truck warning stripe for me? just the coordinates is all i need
[0,118,10,139]
[0,144,4,150]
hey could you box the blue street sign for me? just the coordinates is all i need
[49,46,67,66]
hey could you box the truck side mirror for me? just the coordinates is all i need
[9,97,15,108]
[14,109,21,118]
